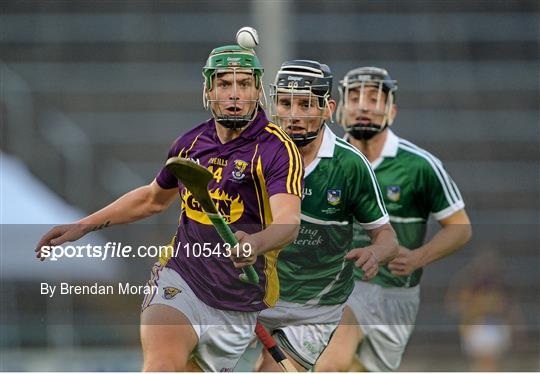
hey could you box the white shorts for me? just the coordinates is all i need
[346,281,420,371]
[142,263,258,372]
[257,299,343,369]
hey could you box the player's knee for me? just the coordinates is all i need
[143,357,186,372]
[256,351,280,372]
[315,357,352,372]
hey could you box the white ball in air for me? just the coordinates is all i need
[236,27,259,49]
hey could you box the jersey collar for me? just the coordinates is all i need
[305,124,335,177]
[239,109,269,139]
[370,129,399,169]
[208,109,268,142]
[318,124,336,158]
[381,129,399,158]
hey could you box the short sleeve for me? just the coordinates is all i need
[265,141,304,198]
[419,156,465,221]
[155,137,183,189]
[348,154,389,230]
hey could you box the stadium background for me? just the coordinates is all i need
[1,0,538,371]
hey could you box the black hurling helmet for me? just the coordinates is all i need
[337,67,397,140]
[270,60,333,147]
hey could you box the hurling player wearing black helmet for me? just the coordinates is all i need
[241,60,397,372]
[316,67,472,372]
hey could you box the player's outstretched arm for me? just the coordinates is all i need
[35,180,178,260]
[230,193,301,268]
[345,223,398,281]
[388,209,472,276]
[78,179,178,226]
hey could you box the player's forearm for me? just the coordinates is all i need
[370,224,399,263]
[250,216,300,255]
[77,185,168,231]
[415,223,472,267]
[250,194,301,255]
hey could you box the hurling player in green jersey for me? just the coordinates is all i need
[316,67,472,372]
[251,60,398,372]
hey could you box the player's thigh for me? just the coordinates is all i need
[257,345,307,372]
[235,338,263,372]
[258,300,343,371]
[350,356,369,372]
[356,286,420,371]
[314,306,364,372]
[269,324,338,371]
[140,303,199,371]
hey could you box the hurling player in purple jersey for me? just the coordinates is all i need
[36,45,303,372]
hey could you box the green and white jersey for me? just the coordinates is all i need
[278,126,389,305]
[352,130,465,288]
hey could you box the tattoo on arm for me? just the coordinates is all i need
[91,220,111,231]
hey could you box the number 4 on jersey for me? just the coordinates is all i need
[207,165,223,182]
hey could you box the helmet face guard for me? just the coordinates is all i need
[270,60,333,147]
[337,67,397,140]
[202,45,265,129]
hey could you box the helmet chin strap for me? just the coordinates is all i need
[214,107,259,130]
[346,123,387,141]
[216,116,252,130]
[290,121,325,147]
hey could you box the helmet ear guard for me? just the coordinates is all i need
[337,66,397,140]
[270,60,334,147]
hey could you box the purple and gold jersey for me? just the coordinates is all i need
[156,110,303,312]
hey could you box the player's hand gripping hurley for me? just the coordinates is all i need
[166,157,296,371]
[165,157,259,284]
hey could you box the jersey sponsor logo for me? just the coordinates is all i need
[182,188,244,224]
[232,159,248,180]
[322,207,339,214]
[163,287,181,300]
[302,188,313,200]
[295,226,324,246]
[386,186,401,202]
[326,189,342,205]
[209,157,228,167]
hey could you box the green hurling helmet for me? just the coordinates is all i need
[202,45,265,129]
[202,45,264,90]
